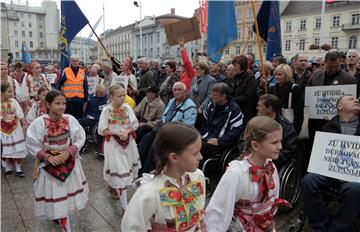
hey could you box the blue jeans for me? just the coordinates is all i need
[301,173,360,232]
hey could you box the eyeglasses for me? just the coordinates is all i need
[173,88,183,91]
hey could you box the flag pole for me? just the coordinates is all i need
[87,22,109,55]
[250,0,267,93]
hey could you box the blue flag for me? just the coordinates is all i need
[21,43,31,64]
[254,1,281,61]
[207,0,238,63]
[60,0,89,71]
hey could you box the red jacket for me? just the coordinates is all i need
[179,48,196,92]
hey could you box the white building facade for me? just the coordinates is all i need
[2,1,59,64]
[281,1,360,59]
[70,36,97,64]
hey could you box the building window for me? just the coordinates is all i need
[16,52,19,58]
[14,30,18,36]
[285,40,291,51]
[28,14,31,19]
[247,7,252,19]
[20,13,24,18]
[248,26,253,37]
[225,48,230,54]
[349,36,357,49]
[21,21,24,27]
[39,53,43,59]
[40,32,43,38]
[15,41,19,47]
[39,24,43,29]
[247,45,252,54]
[40,42,44,48]
[150,35,153,43]
[157,33,160,43]
[22,31,25,37]
[332,16,340,27]
[236,45,241,54]
[315,18,321,29]
[299,20,306,30]
[331,37,338,49]
[30,41,33,48]
[236,9,241,21]
[29,31,32,37]
[144,35,147,45]
[315,38,320,46]
[14,22,17,27]
[157,47,160,56]
[285,21,292,31]
[352,14,360,25]
[28,22,32,28]
[299,39,305,51]
[238,30,241,39]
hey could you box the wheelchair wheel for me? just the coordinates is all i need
[279,161,301,210]
[220,147,240,174]
[92,123,100,145]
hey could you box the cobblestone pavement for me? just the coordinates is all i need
[1,150,304,232]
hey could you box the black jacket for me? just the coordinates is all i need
[322,115,360,135]
[269,82,304,134]
[202,98,243,148]
[226,70,257,125]
[274,115,297,170]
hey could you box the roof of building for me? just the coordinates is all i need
[281,1,360,17]
[5,3,46,15]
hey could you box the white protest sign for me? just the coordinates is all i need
[308,131,360,183]
[46,73,57,84]
[111,75,128,92]
[305,85,357,119]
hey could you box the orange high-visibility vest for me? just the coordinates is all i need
[63,67,85,98]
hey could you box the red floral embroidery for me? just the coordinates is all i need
[44,116,69,137]
[249,161,275,201]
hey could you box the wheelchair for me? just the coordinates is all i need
[80,122,101,154]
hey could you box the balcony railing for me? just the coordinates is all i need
[342,23,360,31]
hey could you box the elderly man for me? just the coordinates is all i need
[344,50,360,97]
[134,86,165,143]
[225,64,235,79]
[200,82,243,167]
[210,62,226,83]
[59,55,88,118]
[302,95,360,232]
[257,94,297,170]
[139,82,197,174]
[102,60,117,94]
[137,57,155,101]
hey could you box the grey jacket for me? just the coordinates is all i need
[134,96,165,128]
[189,74,216,110]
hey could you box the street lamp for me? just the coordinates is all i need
[133,0,142,58]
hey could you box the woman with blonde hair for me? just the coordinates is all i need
[269,64,304,134]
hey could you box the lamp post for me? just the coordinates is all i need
[133,0,142,58]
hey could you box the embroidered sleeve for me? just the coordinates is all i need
[37,150,50,161]
[68,115,85,155]
[26,117,46,157]
[13,99,24,120]
[97,106,109,136]
[66,145,78,157]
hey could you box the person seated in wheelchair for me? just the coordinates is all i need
[78,84,108,151]
[200,83,243,168]
[134,86,165,144]
[257,94,297,170]
[302,95,360,232]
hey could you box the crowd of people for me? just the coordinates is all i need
[1,43,360,231]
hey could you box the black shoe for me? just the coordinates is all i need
[5,170,13,176]
[53,219,60,224]
[15,171,25,177]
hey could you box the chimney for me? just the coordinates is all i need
[171,8,175,15]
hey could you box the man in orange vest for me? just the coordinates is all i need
[59,55,88,118]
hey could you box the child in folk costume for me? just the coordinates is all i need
[205,116,291,232]
[98,84,140,210]
[1,83,27,177]
[12,62,32,117]
[122,122,206,232]
[26,87,49,124]
[26,90,88,232]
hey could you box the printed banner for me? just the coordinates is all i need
[308,131,360,183]
[46,73,57,84]
[305,85,357,119]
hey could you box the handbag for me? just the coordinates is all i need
[282,84,309,140]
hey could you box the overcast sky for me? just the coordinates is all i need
[7,0,198,38]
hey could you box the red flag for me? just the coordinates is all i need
[199,0,208,32]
